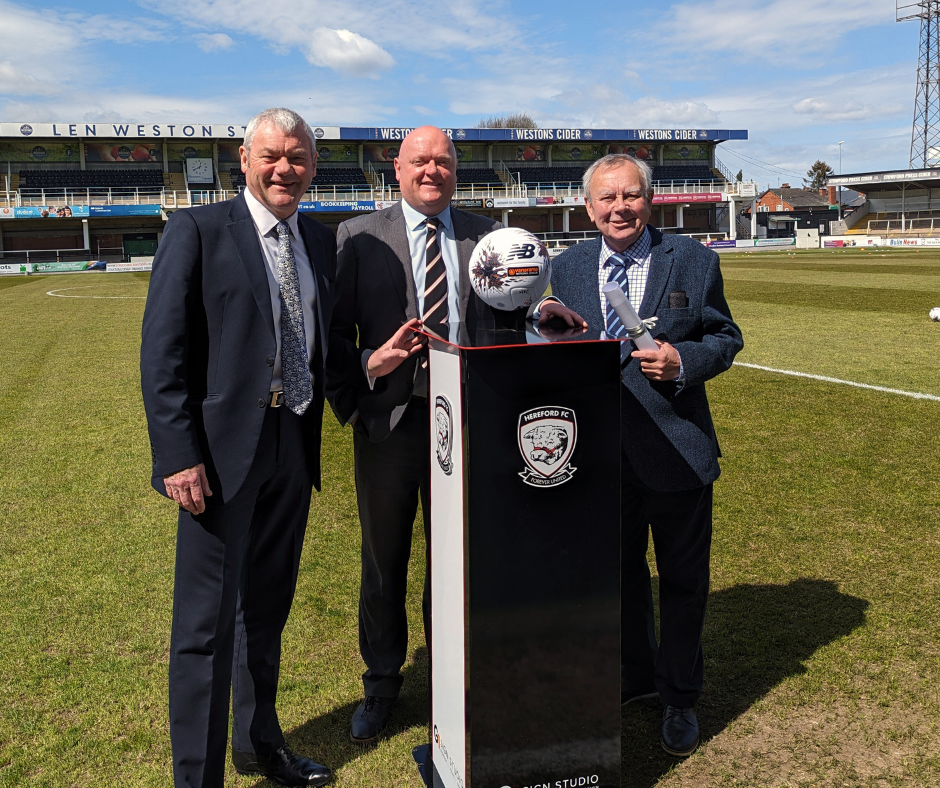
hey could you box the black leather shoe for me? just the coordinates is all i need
[232,745,331,786]
[661,705,699,757]
[621,681,659,706]
[350,695,397,744]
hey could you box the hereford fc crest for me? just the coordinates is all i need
[435,395,454,475]
[517,406,577,487]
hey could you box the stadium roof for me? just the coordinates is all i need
[760,187,832,208]
[828,168,940,191]
[0,122,747,143]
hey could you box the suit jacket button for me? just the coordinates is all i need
[266,357,274,367]
[258,398,266,408]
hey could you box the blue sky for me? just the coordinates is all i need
[0,0,922,189]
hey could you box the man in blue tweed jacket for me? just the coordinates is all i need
[549,153,742,757]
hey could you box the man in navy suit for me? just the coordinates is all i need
[549,153,742,757]
[141,108,334,787]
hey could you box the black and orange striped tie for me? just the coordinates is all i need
[422,217,448,327]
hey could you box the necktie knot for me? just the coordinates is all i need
[276,220,290,239]
[608,252,629,269]
[425,217,441,231]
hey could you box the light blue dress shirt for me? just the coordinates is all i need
[400,199,461,323]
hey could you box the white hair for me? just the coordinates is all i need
[243,108,316,155]
[583,154,654,202]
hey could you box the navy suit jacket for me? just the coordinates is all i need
[326,202,499,442]
[141,191,335,501]
[550,227,742,491]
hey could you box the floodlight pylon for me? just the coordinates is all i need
[899,1,940,168]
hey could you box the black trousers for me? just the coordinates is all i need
[169,406,313,788]
[620,459,713,708]
[353,398,430,698]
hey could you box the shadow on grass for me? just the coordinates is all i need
[249,647,430,785]
[621,578,869,787]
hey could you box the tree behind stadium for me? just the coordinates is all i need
[804,160,835,190]
[476,113,537,128]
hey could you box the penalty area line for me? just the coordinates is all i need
[734,362,940,402]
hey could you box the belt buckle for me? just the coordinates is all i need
[269,391,283,408]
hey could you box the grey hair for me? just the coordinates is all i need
[243,108,316,156]
[583,154,654,202]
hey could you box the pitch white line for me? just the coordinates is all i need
[734,361,940,402]
[46,286,145,299]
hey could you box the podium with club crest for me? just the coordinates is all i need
[414,321,622,788]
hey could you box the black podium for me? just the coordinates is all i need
[420,322,622,788]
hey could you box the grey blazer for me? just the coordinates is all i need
[326,202,500,441]
[550,226,743,491]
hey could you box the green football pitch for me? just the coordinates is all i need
[1,247,938,787]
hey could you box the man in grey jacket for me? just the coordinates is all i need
[327,125,577,744]
[550,153,742,757]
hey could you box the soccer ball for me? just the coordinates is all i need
[468,227,551,311]
[931,307,940,322]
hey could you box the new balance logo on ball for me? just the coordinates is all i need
[504,243,537,260]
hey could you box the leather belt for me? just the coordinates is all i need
[268,390,284,408]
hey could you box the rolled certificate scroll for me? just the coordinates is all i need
[602,282,658,352]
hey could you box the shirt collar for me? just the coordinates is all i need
[602,225,651,266]
[243,186,301,239]
[401,198,453,233]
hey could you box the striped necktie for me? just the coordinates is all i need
[422,217,448,327]
[276,220,313,415]
[605,252,631,339]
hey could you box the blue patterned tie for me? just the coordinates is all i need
[605,252,630,338]
[276,221,313,416]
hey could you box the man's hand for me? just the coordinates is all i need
[366,318,426,378]
[631,339,681,381]
[164,463,212,515]
[538,301,587,328]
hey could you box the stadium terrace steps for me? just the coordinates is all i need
[456,167,501,185]
[228,166,369,188]
[18,168,164,192]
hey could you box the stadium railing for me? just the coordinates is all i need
[6,178,755,210]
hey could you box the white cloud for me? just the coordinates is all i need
[195,33,234,52]
[0,61,56,96]
[305,28,395,75]
[651,0,892,62]
[136,0,519,64]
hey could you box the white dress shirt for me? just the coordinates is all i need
[243,187,318,392]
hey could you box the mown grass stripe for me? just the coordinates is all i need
[734,361,940,401]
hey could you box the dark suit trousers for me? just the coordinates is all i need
[353,398,430,698]
[169,406,313,788]
[620,458,712,708]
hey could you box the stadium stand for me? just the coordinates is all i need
[508,165,586,185]
[228,166,369,189]
[313,167,368,186]
[653,164,721,183]
[18,168,165,193]
[456,167,502,185]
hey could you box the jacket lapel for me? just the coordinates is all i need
[639,227,673,319]
[573,237,605,330]
[453,208,479,320]
[297,215,331,364]
[227,192,275,340]
[382,203,417,319]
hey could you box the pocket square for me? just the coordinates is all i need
[668,291,689,309]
